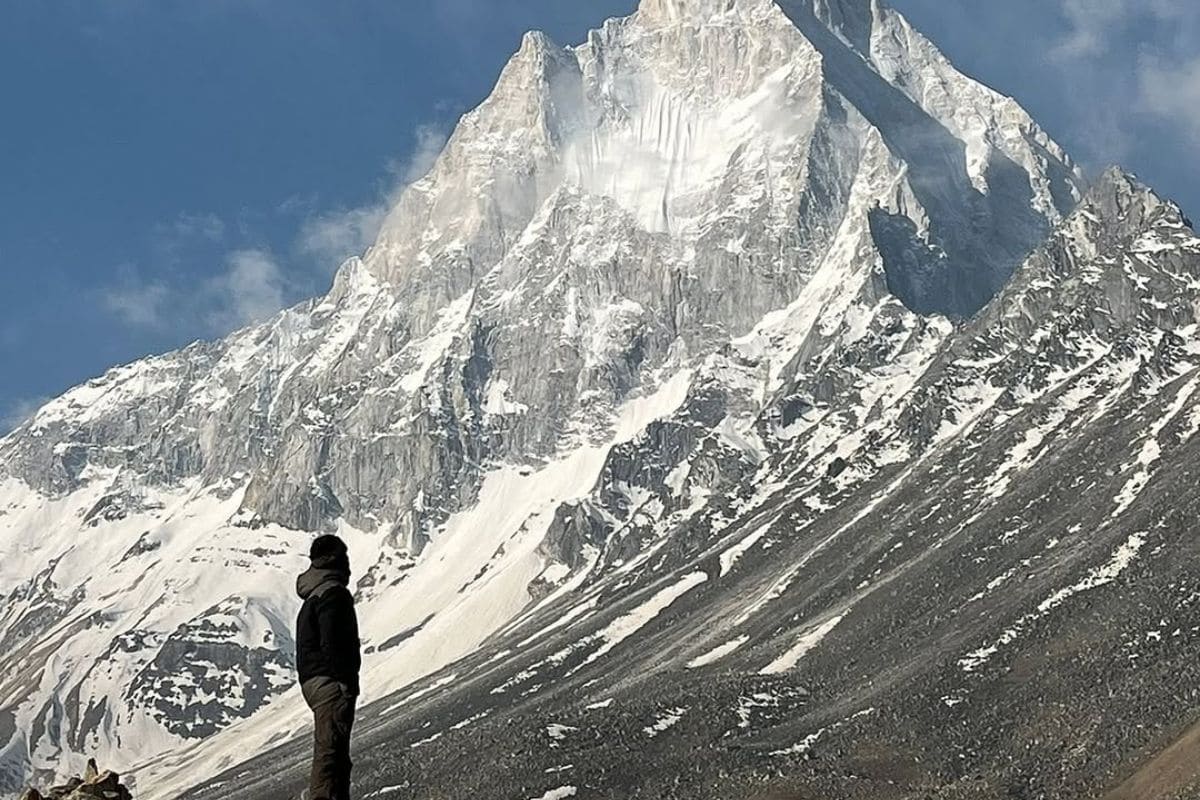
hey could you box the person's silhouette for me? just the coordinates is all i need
[296,535,361,800]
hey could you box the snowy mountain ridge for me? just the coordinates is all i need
[8,0,1199,797]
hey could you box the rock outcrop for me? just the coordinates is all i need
[20,760,134,800]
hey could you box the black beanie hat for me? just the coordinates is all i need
[310,534,348,561]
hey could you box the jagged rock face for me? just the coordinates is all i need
[14,0,1189,795]
[0,0,1079,541]
[183,174,1200,800]
[124,598,294,740]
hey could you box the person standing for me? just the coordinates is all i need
[296,534,361,800]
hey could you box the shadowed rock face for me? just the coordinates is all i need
[782,0,1055,318]
[126,623,293,739]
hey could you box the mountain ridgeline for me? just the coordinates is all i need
[3,0,1200,798]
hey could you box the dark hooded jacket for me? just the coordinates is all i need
[296,553,361,695]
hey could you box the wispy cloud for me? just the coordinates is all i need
[101,249,292,335]
[1044,0,1200,160]
[294,123,450,270]
[207,249,289,331]
[1051,0,1138,60]
[101,211,232,330]
[295,205,388,272]
[146,211,228,266]
[156,211,225,243]
[1053,0,1194,60]
[392,123,449,186]
[1,395,50,434]
[101,122,453,339]
[101,265,172,329]
[1138,53,1200,146]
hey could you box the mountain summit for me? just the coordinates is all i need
[371,0,1078,311]
[7,2,1199,799]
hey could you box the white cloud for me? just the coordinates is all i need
[391,123,449,187]
[1,395,50,434]
[157,211,225,243]
[1053,0,1194,60]
[100,210,238,330]
[295,123,450,270]
[1042,0,1200,161]
[102,123,453,338]
[102,250,292,336]
[146,211,228,266]
[1051,0,1136,60]
[1139,53,1200,144]
[101,267,172,329]
[207,249,289,331]
[296,205,388,272]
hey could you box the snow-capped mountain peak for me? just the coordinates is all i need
[0,1,1134,796]
[368,0,1078,314]
[637,0,786,23]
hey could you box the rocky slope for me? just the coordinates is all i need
[8,0,1197,797]
[174,168,1200,800]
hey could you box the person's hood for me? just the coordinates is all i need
[296,553,351,600]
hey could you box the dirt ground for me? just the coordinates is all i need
[1105,719,1200,800]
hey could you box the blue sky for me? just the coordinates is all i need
[1,0,1197,431]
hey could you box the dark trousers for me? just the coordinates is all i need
[302,679,357,800]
